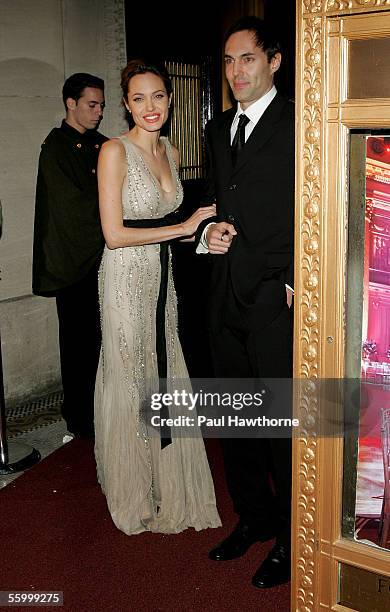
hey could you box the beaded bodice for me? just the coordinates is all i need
[119,136,183,220]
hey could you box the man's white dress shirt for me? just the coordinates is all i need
[196,86,293,293]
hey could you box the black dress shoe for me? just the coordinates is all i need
[251,544,291,588]
[209,523,275,561]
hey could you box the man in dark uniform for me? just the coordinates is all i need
[33,73,107,439]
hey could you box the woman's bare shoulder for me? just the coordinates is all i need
[100,137,127,158]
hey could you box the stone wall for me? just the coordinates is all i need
[0,0,127,406]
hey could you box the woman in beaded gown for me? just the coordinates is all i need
[94,59,221,535]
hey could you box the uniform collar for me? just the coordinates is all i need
[60,119,99,142]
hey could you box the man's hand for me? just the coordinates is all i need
[206,222,237,254]
[286,286,293,308]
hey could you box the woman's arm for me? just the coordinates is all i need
[98,140,215,249]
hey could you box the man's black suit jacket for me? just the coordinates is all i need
[202,93,295,332]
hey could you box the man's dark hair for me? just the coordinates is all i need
[224,16,281,62]
[62,73,104,109]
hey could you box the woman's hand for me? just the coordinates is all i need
[181,205,217,237]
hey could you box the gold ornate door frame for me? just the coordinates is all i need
[293,2,390,610]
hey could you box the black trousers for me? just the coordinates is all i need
[210,298,293,547]
[55,265,101,436]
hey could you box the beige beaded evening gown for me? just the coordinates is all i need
[94,135,221,535]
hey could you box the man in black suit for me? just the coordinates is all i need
[197,17,294,588]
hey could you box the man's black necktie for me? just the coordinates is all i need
[231,114,250,165]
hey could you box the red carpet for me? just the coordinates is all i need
[0,439,290,611]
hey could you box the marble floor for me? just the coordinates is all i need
[0,392,68,489]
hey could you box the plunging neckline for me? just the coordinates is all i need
[126,137,176,198]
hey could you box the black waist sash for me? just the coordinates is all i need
[123,216,179,448]
[122,210,184,230]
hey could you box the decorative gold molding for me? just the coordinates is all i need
[327,0,390,10]
[304,0,390,14]
[300,17,322,380]
[293,8,323,609]
[295,388,319,611]
[304,0,323,12]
